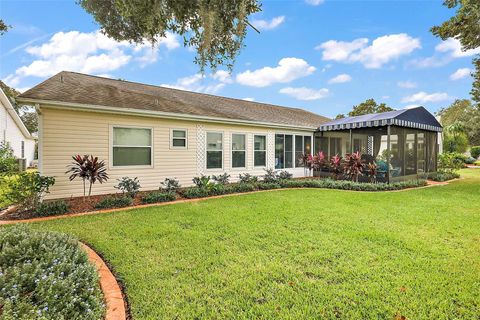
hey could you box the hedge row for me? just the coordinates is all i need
[0,226,104,320]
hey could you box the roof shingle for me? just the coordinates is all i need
[18,71,330,129]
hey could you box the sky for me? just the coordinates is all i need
[0,0,478,119]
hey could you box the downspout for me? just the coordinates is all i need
[387,125,391,184]
[349,129,353,153]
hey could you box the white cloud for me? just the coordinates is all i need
[236,58,316,87]
[450,68,471,81]
[161,70,232,95]
[316,33,421,68]
[3,30,180,88]
[401,91,450,103]
[305,0,324,5]
[242,97,255,102]
[279,87,329,101]
[403,104,420,109]
[328,73,352,84]
[397,81,417,89]
[436,38,480,58]
[251,16,285,31]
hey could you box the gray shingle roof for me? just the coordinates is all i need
[18,71,330,129]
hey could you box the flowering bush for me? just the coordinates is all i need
[0,226,104,320]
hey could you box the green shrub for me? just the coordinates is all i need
[0,226,104,320]
[36,200,69,217]
[0,142,18,176]
[427,172,460,182]
[182,187,210,199]
[263,168,278,183]
[114,176,141,197]
[257,182,281,190]
[160,178,181,193]
[4,172,55,211]
[277,170,293,180]
[95,196,132,209]
[438,152,465,173]
[225,183,256,194]
[141,192,176,204]
[212,173,230,185]
[238,173,258,184]
[465,157,476,164]
[192,175,211,188]
[471,146,480,159]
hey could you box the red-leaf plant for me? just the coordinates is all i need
[343,151,365,182]
[299,153,314,176]
[330,154,343,180]
[66,155,109,200]
[367,161,378,183]
[312,151,327,171]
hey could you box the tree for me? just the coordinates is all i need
[78,0,261,72]
[443,123,468,153]
[437,99,480,146]
[431,0,480,105]
[336,98,394,118]
[0,81,38,134]
[0,19,9,36]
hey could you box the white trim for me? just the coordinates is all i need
[205,131,224,171]
[170,128,188,149]
[0,89,34,139]
[37,104,43,173]
[19,98,318,131]
[109,125,154,169]
[231,132,247,170]
[253,134,267,168]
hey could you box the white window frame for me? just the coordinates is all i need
[170,128,188,149]
[231,133,247,170]
[206,131,224,170]
[294,134,313,168]
[110,125,154,169]
[253,134,267,168]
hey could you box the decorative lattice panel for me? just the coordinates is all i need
[267,131,275,169]
[367,136,374,156]
[196,124,206,175]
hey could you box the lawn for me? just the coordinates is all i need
[17,169,480,319]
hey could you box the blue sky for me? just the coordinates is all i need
[1,0,478,118]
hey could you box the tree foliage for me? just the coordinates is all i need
[0,81,38,133]
[437,99,480,146]
[336,98,394,119]
[431,0,480,105]
[78,0,262,72]
[0,19,9,36]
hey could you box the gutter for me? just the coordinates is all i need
[16,97,319,131]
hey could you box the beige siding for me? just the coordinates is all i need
[41,107,314,199]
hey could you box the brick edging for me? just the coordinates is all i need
[80,243,127,320]
[0,181,454,225]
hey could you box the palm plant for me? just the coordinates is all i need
[343,151,365,182]
[330,154,343,180]
[66,155,109,200]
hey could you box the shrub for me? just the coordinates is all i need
[0,226,104,320]
[263,168,278,183]
[367,162,378,183]
[95,196,132,209]
[36,200,69,217]
[212,173,230,185]
[465,157,476,164]
[427,172,460,182]
[330,154,343,179]
[471,146,480,159]
[141,192,176,204]
[114,176,141,197]
[343,151,365,182]
[225,183,256,193]
[277,170,293,180]
[66,155,108,199]
[160,178,181,193]
[238,173,258,184]
[0,142,18,176]
[192,175,211,188]
[4,172,55,211]
[182,187,210,199]
[257,182,281,190]
[312,151,327,171]
[438,152,464,173]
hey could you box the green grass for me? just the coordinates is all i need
[11,169,480,319]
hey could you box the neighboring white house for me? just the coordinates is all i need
[0,88,36,166]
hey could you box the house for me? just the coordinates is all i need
[0,88,36,167]
[17,71,441,199]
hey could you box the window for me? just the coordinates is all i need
[113,127,152,166]
[206,132,223,169]
[254,135,266,167]
[171,129,187,148]
[330,137,342,157]
[232,134,246,168]
[275,134,293,169]
[295,135,312,167]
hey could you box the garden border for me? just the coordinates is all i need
[0,179,457,225]
[80,242,127,320]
